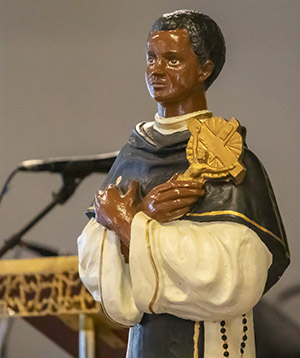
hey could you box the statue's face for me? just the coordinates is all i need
[145,29,204,104]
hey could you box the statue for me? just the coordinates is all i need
[77,10,290,358]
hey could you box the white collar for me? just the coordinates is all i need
[153,109,212,135]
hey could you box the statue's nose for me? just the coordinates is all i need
[151,59,165,75]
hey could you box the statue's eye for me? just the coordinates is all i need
[147,57,155,65]
[168,58,180,66]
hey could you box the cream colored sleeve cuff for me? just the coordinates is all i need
[129,211,272,322]
[77,218,143,326]
[77,218,103,301]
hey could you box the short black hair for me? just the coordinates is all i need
[150,10,226,89]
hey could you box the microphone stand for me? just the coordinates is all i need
[0,175,83,258]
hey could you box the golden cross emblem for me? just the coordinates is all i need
[177,116,246,185]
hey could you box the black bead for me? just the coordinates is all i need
[242,318,247,324]
[222,335,227,341]
[223,352,229,357]
[241,342,246,348]
[220,320,226,326]
[243,326,248,332]
[223,343,228,349]
[242,313,246,317]
[220,328,226,333]
[240,348,244,354]
[242,335,248,341]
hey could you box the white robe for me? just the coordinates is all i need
[78,213,272,358]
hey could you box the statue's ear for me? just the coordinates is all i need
[198,60,214,82]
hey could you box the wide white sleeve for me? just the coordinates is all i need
[77,218,143,326]
[130,212,272,322]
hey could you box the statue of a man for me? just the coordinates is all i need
[78,10,289,358]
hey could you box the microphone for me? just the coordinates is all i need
[18,151,119,177]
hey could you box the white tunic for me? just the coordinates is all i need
[78,214,272,358]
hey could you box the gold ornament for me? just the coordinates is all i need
[177,116,246,185]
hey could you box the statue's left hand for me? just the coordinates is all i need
[94,181,140,247]
[140,175,204,223]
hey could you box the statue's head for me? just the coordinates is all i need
[149,10,226,90]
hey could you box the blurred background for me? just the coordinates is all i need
[0,0,299,356]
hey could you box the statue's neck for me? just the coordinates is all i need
[157,91,207,118]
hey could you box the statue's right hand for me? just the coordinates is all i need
[94,181,140,247]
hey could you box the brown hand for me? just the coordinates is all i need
[94,181,140,248]
[139,175,205,223]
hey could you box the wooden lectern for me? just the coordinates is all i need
[0,256,128,357]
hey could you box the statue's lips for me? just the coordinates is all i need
[150,81,167,89]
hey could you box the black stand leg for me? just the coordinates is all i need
[0,175,83,258]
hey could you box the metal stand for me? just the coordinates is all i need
[79,314,95,358]
[0,175,83,258]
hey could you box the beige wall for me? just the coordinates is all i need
[0,1,299,357]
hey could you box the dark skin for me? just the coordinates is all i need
[94,29,213,254]
[95,177,205,245]
[145,29,213,117]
